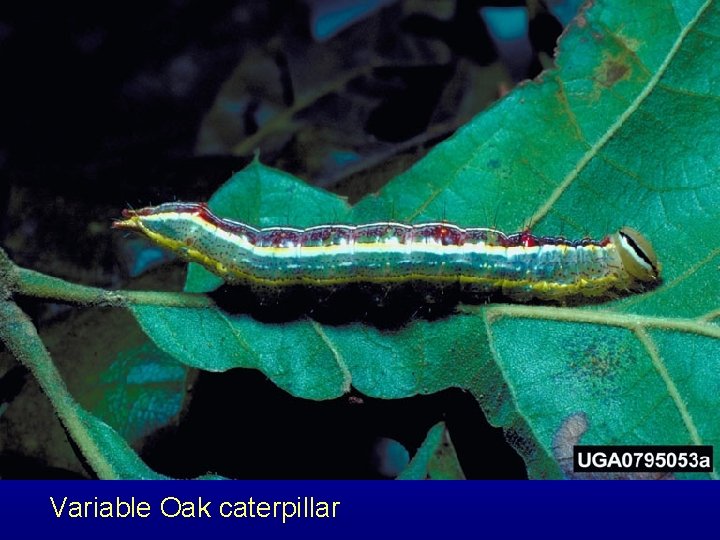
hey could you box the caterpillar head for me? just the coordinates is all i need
[612,227,661,282]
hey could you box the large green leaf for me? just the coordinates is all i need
[132,0,720,478]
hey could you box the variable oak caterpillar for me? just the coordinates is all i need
[114,202,660,302]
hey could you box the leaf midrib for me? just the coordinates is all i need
[526,0,714,229]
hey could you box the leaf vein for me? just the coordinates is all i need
[633,327,717,478]
[656,81,720,103]
[217,312,260,361]
[527,0,713,229]
[311,321,352,393]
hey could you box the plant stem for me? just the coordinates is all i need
[1,246,213,308]
[14,267,214,308]
[0,298,118,478]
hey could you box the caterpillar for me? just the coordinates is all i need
[113,202,660,302]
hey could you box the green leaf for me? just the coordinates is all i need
[132,0,720,478]
[73,408,168,479]
[90,342,189,445]
[397,422,466,480]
